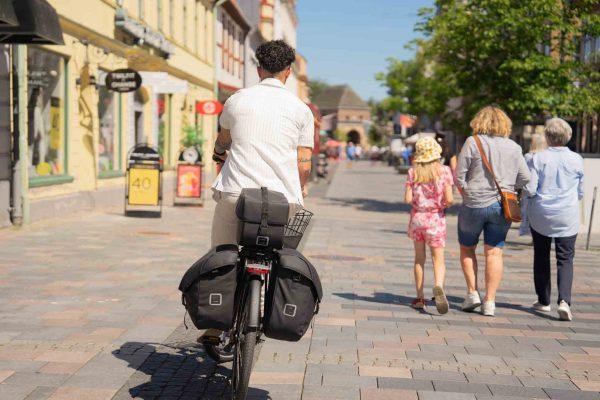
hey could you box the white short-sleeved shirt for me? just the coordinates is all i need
[212,78,314,205]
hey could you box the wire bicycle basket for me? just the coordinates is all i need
[283,208,313,249]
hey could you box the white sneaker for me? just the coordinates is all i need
[481,301,495,317]
[557,300,573,321]
[533,302,551,312]
[461,292,482,312]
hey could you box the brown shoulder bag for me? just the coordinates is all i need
[473,135,522,223]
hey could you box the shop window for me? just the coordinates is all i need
[169,0,175,37]
[98,86,118,172]
[138,0,145,20]
[183,0,188,45]
[27,48,66,178]
[157,0,163,31]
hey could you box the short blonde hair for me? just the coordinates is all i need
[470,106,512,138]
[545,117,572,146]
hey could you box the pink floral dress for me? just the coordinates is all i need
[406,166,453,248]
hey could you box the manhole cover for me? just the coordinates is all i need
[310,254,364,261]
[136,231,171,236]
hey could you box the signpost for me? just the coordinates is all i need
[105,68,142,93]
[125,144,162,217]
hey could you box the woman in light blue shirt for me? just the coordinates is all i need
[525,118,584,321]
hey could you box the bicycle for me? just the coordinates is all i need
[204,208,313,400]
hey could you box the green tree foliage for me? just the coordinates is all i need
[377,0,600,134]
[376,44,456,121]
[308,79,330,101]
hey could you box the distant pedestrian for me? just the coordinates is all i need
[346,141,356,161]
[405,137,454,314]
[402,145,413,166]
[437,134,458,173]
[524,118,584,321]
[456,106,530,317]
[519,133,547,237]
[355,144,363,160]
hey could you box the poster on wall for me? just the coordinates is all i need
[49,97,61,150]
[176,164,202,198]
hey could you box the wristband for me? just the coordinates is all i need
[214,141,229,154]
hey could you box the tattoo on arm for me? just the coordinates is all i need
[298,158,311,163]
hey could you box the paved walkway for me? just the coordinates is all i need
[1,162,600,400]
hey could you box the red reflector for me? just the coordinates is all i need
[246,264,270,275]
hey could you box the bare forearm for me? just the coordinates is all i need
[297,147,312,190]
[298,160,311,187]
[214,129,232,153]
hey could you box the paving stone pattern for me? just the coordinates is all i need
[1,162,600,399]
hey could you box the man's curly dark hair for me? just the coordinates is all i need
[256,40,296,74]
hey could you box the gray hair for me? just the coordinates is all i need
[545,118,572,146]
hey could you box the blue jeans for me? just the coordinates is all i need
[458,203,511,248]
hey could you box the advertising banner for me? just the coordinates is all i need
[176,164,202,198]
[128,167,160,205]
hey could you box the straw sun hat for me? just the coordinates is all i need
[414,137,443,163]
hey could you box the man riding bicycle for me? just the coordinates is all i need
[203,40,314,342]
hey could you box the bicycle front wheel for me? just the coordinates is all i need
[232,278,261,400]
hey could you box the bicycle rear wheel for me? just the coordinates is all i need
[232,278,261,400]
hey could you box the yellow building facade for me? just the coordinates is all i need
[25,0,218,221]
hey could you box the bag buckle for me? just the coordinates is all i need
[256,236,269,246]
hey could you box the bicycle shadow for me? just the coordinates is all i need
[112,340,271,399]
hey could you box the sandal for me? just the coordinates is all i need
[411,297,426,309]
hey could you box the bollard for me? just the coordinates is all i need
[586,187,598,251]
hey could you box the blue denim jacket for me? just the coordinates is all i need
[524,147,584,238]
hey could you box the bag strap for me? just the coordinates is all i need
[473,135,503,196]
[260,187,269,231]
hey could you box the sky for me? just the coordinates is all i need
[296,0,435,101]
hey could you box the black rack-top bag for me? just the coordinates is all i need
[235,187,290,249]
[263,249,323,341]
[178,245,240,331]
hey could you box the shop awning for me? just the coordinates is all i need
[0,0,18,27]
[0,0,64,45]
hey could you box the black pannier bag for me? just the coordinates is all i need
[263,249,323,341]
[178,245,239,331]
[235,187,289,249]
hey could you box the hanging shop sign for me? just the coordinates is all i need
[195,100,224,116]
[105,68,142,93]
[125,144,162,217]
